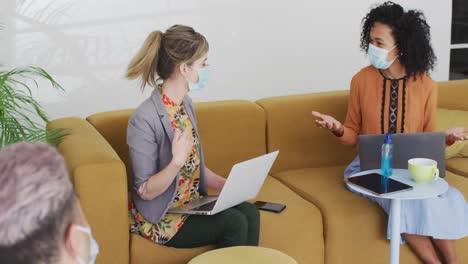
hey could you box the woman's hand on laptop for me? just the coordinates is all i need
[312,111,344,137]
[445,127,468,145]
[205,167,226,192]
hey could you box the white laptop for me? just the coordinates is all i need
[168,151,279,215]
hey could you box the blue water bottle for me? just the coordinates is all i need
[381,133,393,178]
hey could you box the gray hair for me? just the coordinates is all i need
[0,142,74,246]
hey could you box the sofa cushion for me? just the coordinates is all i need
[130,176,324,264]
[273,166,421,264]
[256,91,357,174]
[255,177,324,263]
[195,100,267,176]
[87,109,134,181]
[447,158,468,178]
[437,80,468,111]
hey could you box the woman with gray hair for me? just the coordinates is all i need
[0,142,99,264]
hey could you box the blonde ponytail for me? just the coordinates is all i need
[126,31,163,89]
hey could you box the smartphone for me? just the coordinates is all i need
[254,201,286,213]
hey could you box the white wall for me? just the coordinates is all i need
[0,0,451,119]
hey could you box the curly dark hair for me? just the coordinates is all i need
[360,1,436,79]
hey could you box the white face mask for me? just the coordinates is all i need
[75,225,99,264]
[368,44,398,69]
[186,66,210,91]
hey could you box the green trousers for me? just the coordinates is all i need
[165,202,260,248]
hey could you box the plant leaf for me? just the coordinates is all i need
[0,66,68,147]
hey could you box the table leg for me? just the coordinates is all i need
[390,199,401,264]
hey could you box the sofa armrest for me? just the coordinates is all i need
[48,118,129,264]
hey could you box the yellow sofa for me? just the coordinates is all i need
[48,80,468,264]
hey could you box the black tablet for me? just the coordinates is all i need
[346,172,413,196]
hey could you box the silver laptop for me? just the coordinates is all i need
[358,132,446,177]
[168,151,279,215]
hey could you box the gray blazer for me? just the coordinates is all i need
[127,89,208,224]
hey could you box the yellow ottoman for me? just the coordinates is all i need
[188,246,297,264]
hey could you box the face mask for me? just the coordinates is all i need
[368,44,398,69]
[187,66,209,91]
[75,225,99,264]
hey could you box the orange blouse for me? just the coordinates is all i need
[339,66,437,146]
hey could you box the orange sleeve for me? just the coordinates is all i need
[423,80,437,132]
[338,75,361,146]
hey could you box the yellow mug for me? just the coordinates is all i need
[408,158,439,183]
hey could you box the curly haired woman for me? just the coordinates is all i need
[312,2,468,263]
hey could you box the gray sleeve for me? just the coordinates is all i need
[127,113,159,190]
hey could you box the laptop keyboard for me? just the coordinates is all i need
[192,201,216,211]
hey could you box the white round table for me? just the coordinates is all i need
[347,169,449,264]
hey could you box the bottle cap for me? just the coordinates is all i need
[384,133,392,144]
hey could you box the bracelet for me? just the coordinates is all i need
[446,138,456,146]
[332,127,344,138]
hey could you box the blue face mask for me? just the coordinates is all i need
[368,44,398,69]
[187,66,209,91]
[75,225,99,264]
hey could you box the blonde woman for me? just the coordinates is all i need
[125,25,260,248]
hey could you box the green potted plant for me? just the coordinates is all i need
[0,66,69,147]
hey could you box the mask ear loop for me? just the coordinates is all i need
[74,225,91,235]
[185,65,199,87]
[387,45,399,62]
[74,225,92,264]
